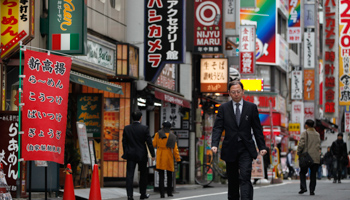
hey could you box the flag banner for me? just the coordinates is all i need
[22,50,72,164]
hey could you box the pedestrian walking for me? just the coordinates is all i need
[153,121,181,198]
[122,111,155,200]
[330,133,348,183]
[211,81,267,200]
[286,149,295,180]
[323,146,333,180]
[297,119,321,196]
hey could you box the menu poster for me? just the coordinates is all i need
[77,94,102,137]
[103,98,120,161]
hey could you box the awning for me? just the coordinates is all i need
[70,71,123,95]
[154,89,190,108]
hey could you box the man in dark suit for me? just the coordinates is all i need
[211,81,267,200]
[122,111,155,200]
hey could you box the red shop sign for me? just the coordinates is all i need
[22,50,72,164]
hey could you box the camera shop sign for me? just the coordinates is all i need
[144,0,185,82]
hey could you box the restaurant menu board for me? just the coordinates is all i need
[77,94,102,137]
[103,98,120,161]
[76,122,91,165]
[0,112,19,197]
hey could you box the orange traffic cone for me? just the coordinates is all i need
[89,164,101,200]
[63,164,75,200]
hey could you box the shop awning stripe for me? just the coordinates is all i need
[70,71,123,95]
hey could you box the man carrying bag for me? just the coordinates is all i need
[297,119,321,196]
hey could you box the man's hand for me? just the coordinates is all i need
[212,146,218,153]
[260,149,267,156]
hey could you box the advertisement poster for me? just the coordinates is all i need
[103,98,120,161]
[0,112,19,196]
[22,50,72,164]
[240,0,277,64]
[77,94,102,137]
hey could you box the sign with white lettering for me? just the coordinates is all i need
[144,0,185,82]
[194,0,223,53]
[287,0,301,43]
[304,102,315,121]
[200,58,228,93]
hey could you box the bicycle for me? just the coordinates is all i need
[195,150,227,186]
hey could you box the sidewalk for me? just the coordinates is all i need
[13,184,203,200]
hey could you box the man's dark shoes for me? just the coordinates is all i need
[160,194,165,198]
[298,189,307,194]
[128,196,134,200]
[310,192,315,195]
[140,194,150,199]
[168,193,174,197]
[338,180,341,183]
[333,180,337,183]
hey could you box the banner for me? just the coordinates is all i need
[287,0,301,43]
[144,0,185,82]
[304,32,315,69]
[304,69,315,100]
[194,0,223,54]
[291,71,303,100]
[345,112,350,132]
[339,1,350,105]
[240,0,276,64]
[0,112,19,197]
[323,0,338,116]
[239,25,256,74]
[22,50,72,164]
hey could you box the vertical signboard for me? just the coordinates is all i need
[287,0,301,43]
[194,0,223,54]
[304,69,315,100]
[304,4,315,27]
[345,111,350,132]
[304,32,315,69]
[277,34,289,72]
[291,101,304,133]
[304,102,315,121]
[0,112,19,197]
[200,58,228,93]
[323,0,338,117]
[240,0,277,64]
[77,94,102,137]
[144,0,185,82]
[22,50,72,164]
[239,25,256,74]
[224,0,237,35]
[47,0,87,54]
[0,0,34,60]
[291,71,303,100]
[339,1,350,105]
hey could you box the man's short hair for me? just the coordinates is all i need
[132,111,142,121]
[337,132,343,137]
[228,80,244,90]
[305,119,315,128]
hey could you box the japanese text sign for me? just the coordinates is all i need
[291,71,303,100]
[239,25,256,74]
[323,0,338,116]
[287,0,301,43]
[0,0,34,59]
[200,58,228,93]
[194,0,223,54]
[339,0,350,105]
[240,0,277,64]
[345,112,350,132]
[288,123,300,135]
[304,102,315,121]
[47,0,87,54]
[291,101,304,125]
[304,32,315,69]
[144,0,185,82]
[77,94,102,137]
[22,50,72,164]
[0,112,19,196]
[304,69,315,100]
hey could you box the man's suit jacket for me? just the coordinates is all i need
[122,122,155,162]
[212,100,266,162]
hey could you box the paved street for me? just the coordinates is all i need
[13,179,350,200]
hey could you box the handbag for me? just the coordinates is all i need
[299,131,314,168]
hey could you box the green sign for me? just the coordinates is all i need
[47,0,87,54]
[77,94,102,137]
[240,0,256,8]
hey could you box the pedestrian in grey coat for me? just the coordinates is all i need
[297,119,321,196]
